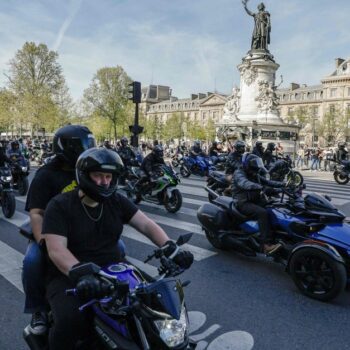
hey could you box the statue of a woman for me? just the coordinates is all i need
[242,0,271,51]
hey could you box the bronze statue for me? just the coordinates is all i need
[242,0,271,51]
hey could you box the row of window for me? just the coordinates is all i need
[150,101,200,112]
[287,103,350,116]
[148,110,220,122]
[281,87,350,102]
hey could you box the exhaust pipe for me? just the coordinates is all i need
[204,186,219,200]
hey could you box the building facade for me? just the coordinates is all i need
[142,57,350,145]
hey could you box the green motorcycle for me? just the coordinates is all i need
[125,164,183,213]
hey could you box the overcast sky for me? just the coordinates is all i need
[0,0,349,101]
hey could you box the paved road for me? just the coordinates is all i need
[1,168,350,349]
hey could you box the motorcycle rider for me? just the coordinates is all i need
[252,140,265,158]
[42,148,194,350]
[232,153,284,254]
[336,142,349,162]
[209,141,221,164]
[103,139,114,150]
[6,140,23,161]
[0,141,11,167]
[137,145,165,193]
[23,125,97,335]
[263,142,277,167]
[190,140,205,158]
[117,136,136,166]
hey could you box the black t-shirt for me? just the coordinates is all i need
[42,189,138,280]
[25,158,77,211]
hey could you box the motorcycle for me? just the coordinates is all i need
[268,155,303,187]
[205,170,230,202]
[0,166,16,218]
[23,233,196,350]
[210,153,228,172]
[125,164,183,213]
[10,156,30,195]
[198,185,350,301]
[333,160,350,185]
[180,156,215,178]
[171,152,185,168]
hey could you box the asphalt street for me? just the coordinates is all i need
[0,167,350,349]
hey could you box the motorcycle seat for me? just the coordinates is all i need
[213,196,248,221]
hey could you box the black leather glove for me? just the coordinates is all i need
[163,241,194,270]
[75,274,103,300]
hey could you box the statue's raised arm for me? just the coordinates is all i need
[242,0,254,16]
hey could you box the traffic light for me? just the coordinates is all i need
[128,81,141,104]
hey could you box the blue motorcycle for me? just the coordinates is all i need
[23,234,196,350]
[198,186,350,301]
[180,155,215,178]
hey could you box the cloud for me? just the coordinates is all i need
[52,0,83,51]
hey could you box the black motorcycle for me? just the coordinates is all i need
[269,155,303,187]
[24,233,196,350]
[0,166,16,218]
[10,156,29,195]
[333,160,350,185]
[205,170,230,202]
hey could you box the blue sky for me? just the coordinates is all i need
[0,0,349,101]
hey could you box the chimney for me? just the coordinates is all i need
[335,58,345,68]
[290,83,300,91]
[198,93,206,99]
[191,94,198,100]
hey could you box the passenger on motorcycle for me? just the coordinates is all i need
[209,141,221,164]
[252,140,265,158]
[42,148,194,350]
[336,142,349,162]
[103,139,114,150]
[232,153,284,255]
[23,125,96,335]
[263,142,277,167]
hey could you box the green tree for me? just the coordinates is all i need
[83,66,132,140]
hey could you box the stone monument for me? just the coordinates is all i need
[218,0,299,152]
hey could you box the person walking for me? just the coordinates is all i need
[296,146,304,169]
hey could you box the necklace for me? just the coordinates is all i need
[81,200,104,222]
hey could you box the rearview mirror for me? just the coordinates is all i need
[176,233,193,246]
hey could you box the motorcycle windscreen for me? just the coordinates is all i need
[138,278,184,320]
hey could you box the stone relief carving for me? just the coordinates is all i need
[241,61,257,86]
[223,86,240,119]
[217,125,250,141]
[255,80,279,113]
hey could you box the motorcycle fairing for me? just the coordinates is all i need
[311,223,350,250]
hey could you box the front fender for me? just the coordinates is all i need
[286,241,345,273]
[166,186,177,197]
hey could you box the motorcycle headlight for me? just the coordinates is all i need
[1,176,12,182]
[154,306,188,347]
[208,160,213,165]
[21,166,28,172]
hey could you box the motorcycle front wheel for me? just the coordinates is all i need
[289,247,346,302]
[164,189,182,213]
[18,177,29,196]
[287,170,304,187]
[1,192,16,218]
[180,165,191,178]
[333,171,350,185]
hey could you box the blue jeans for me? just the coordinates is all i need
[296,156,304,168]
[311,158,319,170]
[22,240,127,314]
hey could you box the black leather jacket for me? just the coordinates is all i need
[140,153,165,177]
[252,147,264,158]
[232,168,284,203]
[225,152,242,175]
[336,149,348,162]
[190,146,204,157]
[117,146,136,166]
[0,150,11,167]
[263,149,276,167]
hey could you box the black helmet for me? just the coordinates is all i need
[267,142,276,151]
[11,140,19,150]
[234,140,246,154]
[194,140,200,147]
[53,125,96,167]
[338,142,346,149]
[76,148,124,203]
[255,141,264,150]
[152,145,164,160]
[120,136,128,147]
[212,141,218,147]
[242,153,266,173]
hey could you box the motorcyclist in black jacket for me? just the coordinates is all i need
[252,140,265,158]
[232,153,284,255]
[0,142,11,167]
[117,136,136,166]
[336,142,349,162]
[138,145,165,193]
[263,142,277,167]
[190,140,205,158]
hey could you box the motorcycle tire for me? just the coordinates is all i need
[289,247,347,302]
[18,177,29,196]
[164,189,182,213]
[180,165,191,178]
[287,171,304,187]
[1,192,16,218]
[204,229,229,250]
[333,171,350,185]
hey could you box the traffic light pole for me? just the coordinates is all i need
[131,102,140,147]
[128,81,143,148]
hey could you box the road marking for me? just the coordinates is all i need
[190,324,221,342]
[207,331,254,350]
